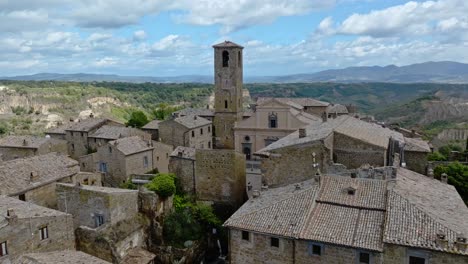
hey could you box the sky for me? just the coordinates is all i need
[1,0,468,76]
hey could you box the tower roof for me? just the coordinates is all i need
[213,40,244,49]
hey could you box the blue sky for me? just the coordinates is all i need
[1,0,467,76]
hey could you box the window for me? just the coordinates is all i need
[270,237,279,248]
[109,146,112,153]
[225,100,228,109]
[19,194,26,201]
[359,252,371,264]
[200,128,203,135]
[143,156,148,168]
[308,242,322,256]
[157,156,160,161]
[208,126,211,133]
[238,51,241,67]
[39,226,48,240]
[192,131,195,137]
[269,113,278,128]
[409,256,426,264]
[99,162,108,173]
[71,144,75,151]
[222,50,229,67]
[242,231,250,241]
[208,141,211,148]
[0,241,7,257]
[95,214,104,227]
[81,132,84,137]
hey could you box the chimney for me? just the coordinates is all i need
[321,112,328,122]
[252,190,260,198]
[456,234,467,252]
[6,208,17,223]
[89,112,94,118]
[30,171,39,182]
[427,168,434,179]
[295,184,301,190]
[22,139,28,146]
[436,231,449,249]
[441,173,448,183]
[299,128,306,138]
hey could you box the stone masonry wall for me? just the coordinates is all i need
[404,151,428,175]
[169,157,195,194]
[0,213,75,263]
[383,244,468,264]
[195,149,246,205]
[260,142,331,187]
[333,132,386,168]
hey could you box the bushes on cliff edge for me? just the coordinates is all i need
[145,173,176,199]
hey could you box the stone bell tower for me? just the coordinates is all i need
[212,41,244,149]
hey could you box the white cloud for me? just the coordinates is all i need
[133,30,147,41]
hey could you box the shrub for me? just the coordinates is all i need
[163,209,203,248]
[434,162,468,205]
[126,110,149,128]
[427,151,446,161]
[120,179,138,190]
[145,173,176,199]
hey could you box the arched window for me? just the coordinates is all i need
[222,51,229,67]
[269,113,278,128]
[238,51,241,67]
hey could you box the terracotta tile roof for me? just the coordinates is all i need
[213,40,244,48]
[404,137,431,152]
[170,146,196,160]
[0,135,65,149]
[257,115,404,154]
[110,136,153,156]
[257,97,330,107]
[66,118,108,132]
[89,125,147,140]
[0,153,79,195]
[142,120,162,130]
[20,250,111,264]
[300,203,384,251]
[0,195,69,219]
[173,107,214,117]
[224,181,319,238]
[172,115,212,129]
[317,176,387,210]
[327,104,349,114]
[225,169,468,255]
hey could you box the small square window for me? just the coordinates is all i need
[270,237,279,248]
[0,241,7,257]
[40,226,48,240]
[95,214,104,227]
[308,242,322,256]
[409,256,426,264]
[359,252,370,264]
[241,231,250,241]
[19,193,26,201]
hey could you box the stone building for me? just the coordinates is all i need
[80,136,172,186]
[212,41,245,149]
[224,168,468,264]
[159,115,212,149]
[234,98,322,157]
[142,119,162,140]
[0,196,75,263]
[255,115,429,187]
[169,147,246,206]
[0,135,68,161]
[403,136,432,174]
[326,103,349,119]
[56,183,154,263]
[19,250,111,264]
[87,125,151,151]
[255,97,330,116]
[48,118,123,159]
[0,153,102,208]
[172,107,215,121]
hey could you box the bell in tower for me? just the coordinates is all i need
[212,41,244,149]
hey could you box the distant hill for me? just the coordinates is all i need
[2,61,468,83]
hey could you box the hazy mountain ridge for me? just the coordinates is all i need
[2,61,468,84]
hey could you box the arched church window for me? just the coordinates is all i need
[222,51,229,67]
[269,113,278,128]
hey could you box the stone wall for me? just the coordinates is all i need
[259,141,331,187]
[169,156,195,194]
[159,121,188,148]
[0,140,67,162]
[195,149,246,205]
[56,184,138,229]
[0,211,75,263]
[0,148,35,161]
[214,112,242,149]
[404,150,428,174]
[383,244,468,264]
[304,105,328,116]
[66,131,91,160]
[152,141,172,174]
[333,132,386,168]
